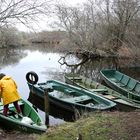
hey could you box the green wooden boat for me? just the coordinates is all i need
[27,80,116,113]
[0,99,47,133]
[100,69,140,104]
[64,73,140,111]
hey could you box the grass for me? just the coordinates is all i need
[37,111,130,140]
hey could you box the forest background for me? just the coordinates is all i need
[0,0,139,60]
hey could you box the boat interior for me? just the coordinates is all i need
[39,82,102,106]
[0,101,24,120]
[107,71,140,96]
[0,100,42,125]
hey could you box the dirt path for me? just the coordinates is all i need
[0,129,38,140]
[118,110,140,139]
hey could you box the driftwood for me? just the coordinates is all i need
[58,50,100,67]
[75,49,100,59]
[58,55,88,67]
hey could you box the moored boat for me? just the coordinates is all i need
[64,73,140,111]
[0,99,47,134]
[26,75,116,114]
[100,69,140,104]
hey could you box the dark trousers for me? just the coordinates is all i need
[3,101,21,116]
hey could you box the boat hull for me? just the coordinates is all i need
[28,92,77,121]
[100,69,140,104]
[0,99,47,134]
[27,80,116,114]
[64,73,140,111]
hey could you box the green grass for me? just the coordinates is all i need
[37,112,129,140]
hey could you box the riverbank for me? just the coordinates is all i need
[0,46,140,139]
[40,110,140,140]
[2,110,140,140]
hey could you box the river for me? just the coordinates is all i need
[0,46,70,125]
[0,45,140,126]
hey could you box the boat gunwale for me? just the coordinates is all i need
[0,99,47,133]
[27,80,116,110]
[65,73,140,109]
[101,69,140,96]
[100,69,140,104]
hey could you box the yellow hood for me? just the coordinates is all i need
[2,76,11,80]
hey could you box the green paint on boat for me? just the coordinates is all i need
[64,73,140,111]
[100,69,140,104]
[0,99,47,133]
[27,80,116,113]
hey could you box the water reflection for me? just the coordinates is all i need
[28,92,77,122]
[66,57,140,83]
[0,45,140,125]
[0,48,27,69]
[0,46,68,126]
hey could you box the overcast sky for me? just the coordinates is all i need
[17,0,87,32]
[62,0,86,6]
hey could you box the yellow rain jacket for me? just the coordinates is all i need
[0,76,21,105]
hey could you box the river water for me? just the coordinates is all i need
[0,46,140,126]
[0,46,69,125]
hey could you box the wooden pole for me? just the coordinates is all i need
[44,89,49,127]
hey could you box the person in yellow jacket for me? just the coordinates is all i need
[0,73,22,116]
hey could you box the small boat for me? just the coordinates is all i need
[100,69,140,104]
[0,99,47,133]
[27,79,116,114]
[64,73,140,111]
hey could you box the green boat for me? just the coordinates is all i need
[64,73,140,111]
[27,79,116,113]
[0,99,47,134]
[100,69,140,104]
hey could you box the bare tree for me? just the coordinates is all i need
[110,0,139,50]
[0,27,20,47]
[54,0,140,57]
[101,0,140,53]
[0,0,52,29]
[55,2,101,51]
